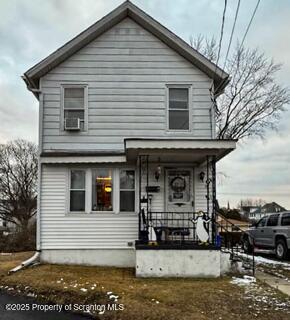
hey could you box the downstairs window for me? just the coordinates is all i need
[120,170,135,212]
[92,169,113,212]
[69,170,86,212]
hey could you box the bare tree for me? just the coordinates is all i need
[190,34,218,62]
[238,198,266,208]
[191,38,290,140]
[0,140,38,231]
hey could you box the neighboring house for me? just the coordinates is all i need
[23,1,236,277]
[240,206,261,220]
[241,202,287,221]
[261,202,286,214]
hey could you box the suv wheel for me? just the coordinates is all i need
[275,239,287,260]
[243,236,253,254]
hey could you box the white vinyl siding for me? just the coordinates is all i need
[39,164,209,249]
[40,165,138,249]
[40,18,213,152]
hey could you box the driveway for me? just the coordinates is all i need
[0,292,89,320]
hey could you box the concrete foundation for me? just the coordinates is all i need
[41,248,232,277]
[41,249,135,267]
[136,249,225,278]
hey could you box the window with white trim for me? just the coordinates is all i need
[120,170,135,212]
[70,170,86,212]
[63,87,85,131]
[92,169,113,212]
[168,88,189,130]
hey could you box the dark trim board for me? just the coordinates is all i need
[135,242,220,251]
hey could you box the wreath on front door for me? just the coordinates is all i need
[170,176,186,192]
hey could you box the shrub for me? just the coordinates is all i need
[0,222,36,252]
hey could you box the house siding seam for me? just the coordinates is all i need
[40,17,214,152]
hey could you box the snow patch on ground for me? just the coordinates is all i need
[231,275,256,286]
[106,291,119,302]
[230,274,290,313]
[237,252,290,268]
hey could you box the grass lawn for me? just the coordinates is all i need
[0,251,34,276]
[0,252,290,320]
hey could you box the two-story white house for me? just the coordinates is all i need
[23,1,236,277]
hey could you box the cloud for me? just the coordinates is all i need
[0,0,289,209]
[218,131,290,209]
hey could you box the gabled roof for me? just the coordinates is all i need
[23,0,229,98]
[262,202,287,213]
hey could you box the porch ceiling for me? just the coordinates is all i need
[125,138,237,164]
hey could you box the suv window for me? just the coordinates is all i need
[257,216,267,227]
[267,214,279,227]
[281,213,290,226]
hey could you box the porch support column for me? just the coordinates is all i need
[138,155,142,240]
[211,155,217,245]
[206,156,210,215]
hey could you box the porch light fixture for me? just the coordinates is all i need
[154,158,161,181]
[199,171,205,182]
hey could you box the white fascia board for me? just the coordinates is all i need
[125,139,236,151]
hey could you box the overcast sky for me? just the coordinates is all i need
[0,0,289,209]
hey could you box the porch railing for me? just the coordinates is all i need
[138,211,216,247]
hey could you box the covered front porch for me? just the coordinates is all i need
[136,154,217,249]
[125,138,236,277]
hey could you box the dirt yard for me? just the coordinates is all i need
[0,252,290,320]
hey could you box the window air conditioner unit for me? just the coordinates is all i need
[64,118,81,131]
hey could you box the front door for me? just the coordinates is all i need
[165,168,194,212]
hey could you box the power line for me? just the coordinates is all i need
[223,0,241,69]
[213,0,241,97]
[210,0,228,93]
[213,0,261,116]
[239,0,261,50]
[215,0,228,70]
[229,0,261,79]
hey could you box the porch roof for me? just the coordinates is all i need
[125,138,237,164]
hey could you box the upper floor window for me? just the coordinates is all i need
[168,88,189,130]
[63,86,87,131]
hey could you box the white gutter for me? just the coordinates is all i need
[8,251,40,274]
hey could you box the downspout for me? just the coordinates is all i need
[20,74,43,266]
[209,81,216,139]
[8,251,41,274]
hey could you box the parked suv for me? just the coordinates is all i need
[242,212,290,260]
